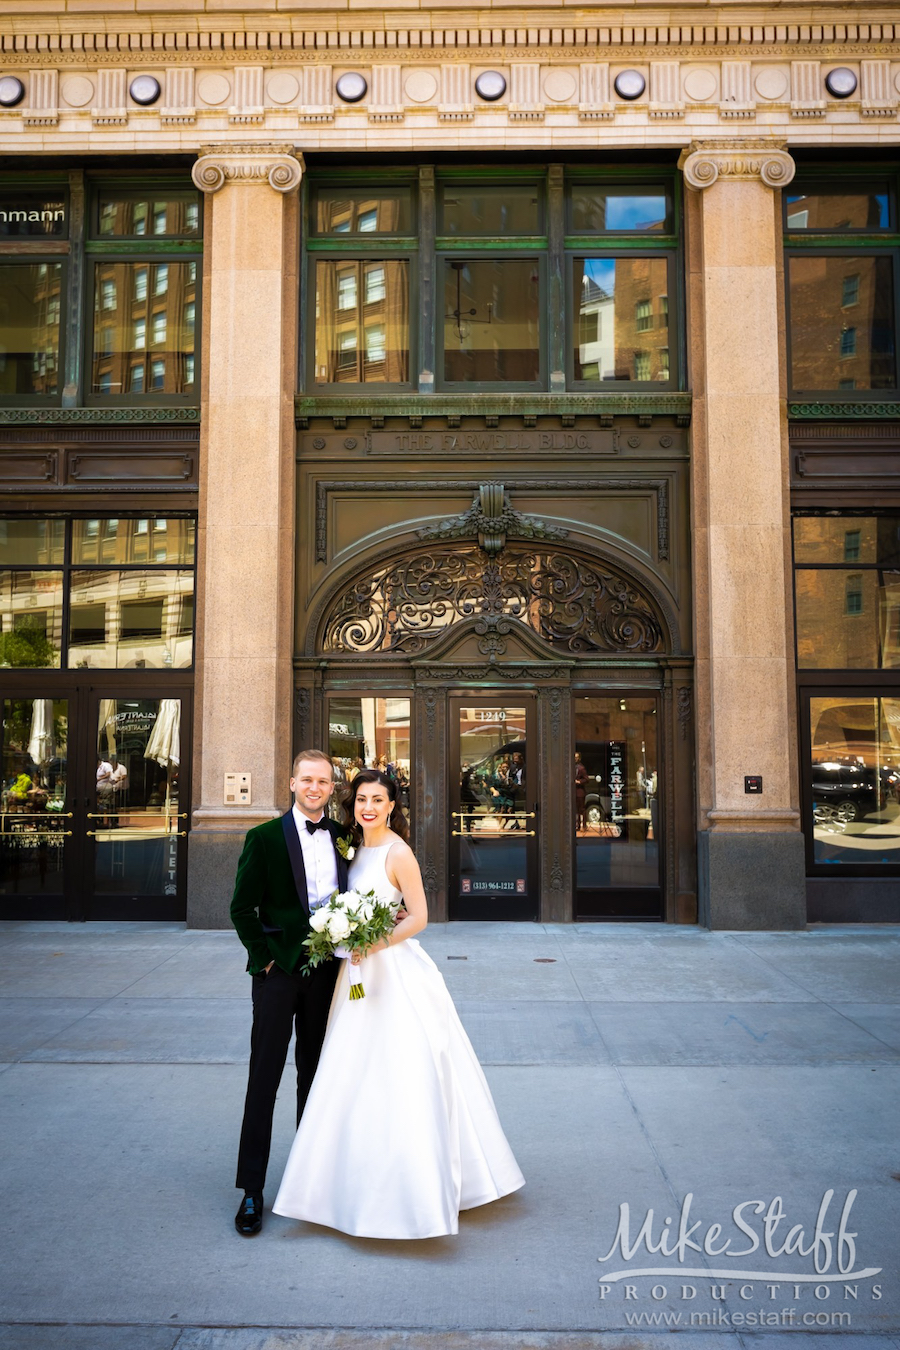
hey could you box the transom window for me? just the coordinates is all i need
[305,166,680,393]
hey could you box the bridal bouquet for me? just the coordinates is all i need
[302,888,397,1000]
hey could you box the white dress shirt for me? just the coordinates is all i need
[292,804,339,909]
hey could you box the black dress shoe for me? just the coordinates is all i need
[235,1192,263,1236]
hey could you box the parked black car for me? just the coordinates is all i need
[811,760,884,826]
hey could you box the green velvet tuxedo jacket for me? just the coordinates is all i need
[230,812,351,976]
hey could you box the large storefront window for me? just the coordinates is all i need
[304,167,681,393]
[795,512,900,878]
[807,695,900,864]
[785,175,899,398]
[0,515,195,921]
[0,517,195,670]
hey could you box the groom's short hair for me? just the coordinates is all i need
[291,748,334,779]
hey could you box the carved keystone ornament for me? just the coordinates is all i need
[416,482,569,556]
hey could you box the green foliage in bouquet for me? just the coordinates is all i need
[302,887,397,972]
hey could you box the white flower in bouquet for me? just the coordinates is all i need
[326,910,352,942]
[302,885,398,1001]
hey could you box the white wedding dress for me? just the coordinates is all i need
[272,841,525,1239]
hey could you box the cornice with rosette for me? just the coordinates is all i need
[679,139,796,190]
[191,142,303,195]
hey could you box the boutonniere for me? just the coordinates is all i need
[336,836,356,861]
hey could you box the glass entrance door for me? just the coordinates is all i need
[0,694,72,918]
[86,692,187,919]
[574,694,663,919]
[0,686,190,920]
[450,697,538,920]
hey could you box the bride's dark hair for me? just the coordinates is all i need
[342,768,410,845]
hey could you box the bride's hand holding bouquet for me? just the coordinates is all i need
[303,887,398,999]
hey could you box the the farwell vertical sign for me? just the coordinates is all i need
[607,742,626,831]
[0,194,67,237]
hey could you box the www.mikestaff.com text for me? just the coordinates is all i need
[622,1309,854,1328]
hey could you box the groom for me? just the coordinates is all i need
[230,748,351,1236]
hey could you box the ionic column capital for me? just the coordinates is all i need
[678,139,795,191]
[191,142,304,195]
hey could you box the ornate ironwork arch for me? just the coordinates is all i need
[316,540,674,658]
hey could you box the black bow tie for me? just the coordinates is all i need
[305,818,329,835]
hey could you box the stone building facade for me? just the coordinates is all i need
[0,0,897,929]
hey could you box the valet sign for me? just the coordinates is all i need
[597,1190,883,1329]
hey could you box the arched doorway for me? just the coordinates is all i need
[297,510,693,922]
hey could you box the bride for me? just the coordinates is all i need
[273,768,525,1239]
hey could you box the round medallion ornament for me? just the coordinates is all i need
[683,68,717,102]
[542,69,577,103]
[129,75,161,106]
[614,70,646,101]
[0,76,25,108]
[267,73,300,105]
[197,74,231,106]
[404,70,438,104]
[61,76,95,108]
[475,71,507,102]
[335,72,367,104]
[825,67,858,99]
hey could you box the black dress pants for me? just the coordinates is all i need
[235,960,338,1194]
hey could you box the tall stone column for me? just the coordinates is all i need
[187,143,302,927]
[681,139,806,929]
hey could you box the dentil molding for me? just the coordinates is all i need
[191,142,303,193]
[679,138,796,189]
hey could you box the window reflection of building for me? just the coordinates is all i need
[794,517,900,670]
[575,257,669,382]
[315,259,409,385]
[786,189,895,393]
[0,262,63,397]
[91,193,199,398]
[0,519,195,670]
[92,259,196,397]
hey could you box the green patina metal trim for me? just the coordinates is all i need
[789,401,900,419]
[436,238,547,251]
[784,235,900,248]
[565,236,677,251]
[0,407,200,424]
[296,392,692,419]
[306,239,417,253]
[84,240,202,255]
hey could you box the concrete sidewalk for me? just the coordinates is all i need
[1,920,899,1350]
